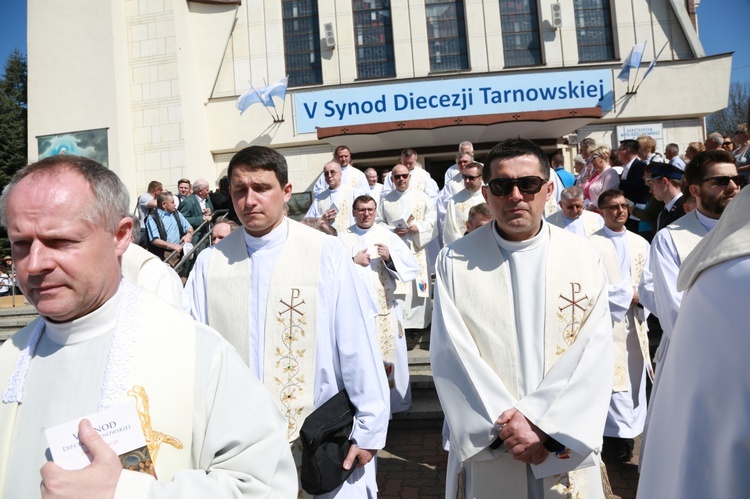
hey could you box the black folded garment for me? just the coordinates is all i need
[300,389,358,495]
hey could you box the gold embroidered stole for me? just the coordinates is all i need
[450,224,600,497]
[668,211,708,264]
[445,189,484,244]
[207,221,319,442]
[381,191,430,298]
[0,294,195,489]
[317,185,355,235]
[589,230,649,392]
[583,211,603,236]
[339,226,400,365]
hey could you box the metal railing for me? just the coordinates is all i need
[170,210,230,274]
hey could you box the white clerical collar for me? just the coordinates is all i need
[44,288,121,346]
[665,193,683,212]
[243,217,288,252]
[352,225,370,236]
[603,225,627,238]
[492,220,549,252]
[695,209,719,231]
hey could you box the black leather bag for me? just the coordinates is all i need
[299,389,357,495]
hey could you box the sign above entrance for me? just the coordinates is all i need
[294,69,613,134]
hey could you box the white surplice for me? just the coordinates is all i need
[305,184,360,234]
[121,243,183,308]
[589,227,650,438]
[376,188,437,329]
[437,170,464,240]
[648,209,716,372]
[546,210,604,238]
[184,219,390,498]
[312,164,368,196]
[0,284,297,499]
[443,188,485,246]
[368,183,383,201]
[339,223,420,413]
[431,222,613,499]
[638,186,750,499]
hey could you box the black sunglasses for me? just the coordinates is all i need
[485,176,546,197]
[700,175,743,187]
[392,173,410,180]
[462,173,482,181]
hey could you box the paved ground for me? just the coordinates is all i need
[377,426,640,498]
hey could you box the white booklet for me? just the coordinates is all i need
[45,401,154,475]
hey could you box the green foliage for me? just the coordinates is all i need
[0,49,28,258]
[706,81,750,137]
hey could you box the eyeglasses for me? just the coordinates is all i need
[485,176,546,197]
[462,173,482,181]
[392,173,410,180]
[723,142,733,147]
[700,175,743,187]
[601,203,629,211]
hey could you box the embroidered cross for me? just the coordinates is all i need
[559,282,588,330]
[635,254,645,275]
[279,288,305,318]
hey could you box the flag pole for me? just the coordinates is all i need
[251,84,277,121]
[279,75,288,122]
[634,42,668,94]
[263,78,281,121]
[630,40,648,93]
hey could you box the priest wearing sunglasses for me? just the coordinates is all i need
[430,138,614,499]
[641,149,741,382]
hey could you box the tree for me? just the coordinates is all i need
[0,49,27,257]
[706,80,750,136]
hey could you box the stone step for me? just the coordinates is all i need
[0,304,38,345]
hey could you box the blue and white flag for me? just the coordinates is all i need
[259,76,289,108]
[235,86,267,115]
[642,43,668,83]
[617,42,646,81]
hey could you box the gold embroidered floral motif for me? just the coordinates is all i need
[276,288,308,440]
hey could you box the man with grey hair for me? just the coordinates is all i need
[0,155,297,497]
[546,186,604,237]
[306,160,361,234]
[705,132,724,151]
[664,143,686,171]
[179,178,214,247]
[443,141,474,186]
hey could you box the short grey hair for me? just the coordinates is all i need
[0,155,129,233]
[707,132,724,147]
[560,186,584,202]
[573,154,585,165]
[666,143,679,155]
[193,178,209,193]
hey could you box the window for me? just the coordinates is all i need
[425,0,469,72]
[574,0,614,62]
[352,0,396,79]
[282,1,322,87]
[499,0,542,67]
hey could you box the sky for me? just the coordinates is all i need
[0,0,747,83]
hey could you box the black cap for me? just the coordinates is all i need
[646,162,684,181]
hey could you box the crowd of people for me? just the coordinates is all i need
[0,125,747,498]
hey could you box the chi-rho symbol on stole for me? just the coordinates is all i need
[556,282,589,355]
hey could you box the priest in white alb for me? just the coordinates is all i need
[339,194,420,414]
[443,161,486,246]
[431,138,613,499]
[312,145,368,196]
[364,168,383,201]
[546,186,603,238]
[638,182,750,499]
[646,150,740,375]
[587,189,651,464]
[376,164,437,330]
[0,155,297,498]
[306,161,360,235]
[184,146,390,498]
[437,151,473,237]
